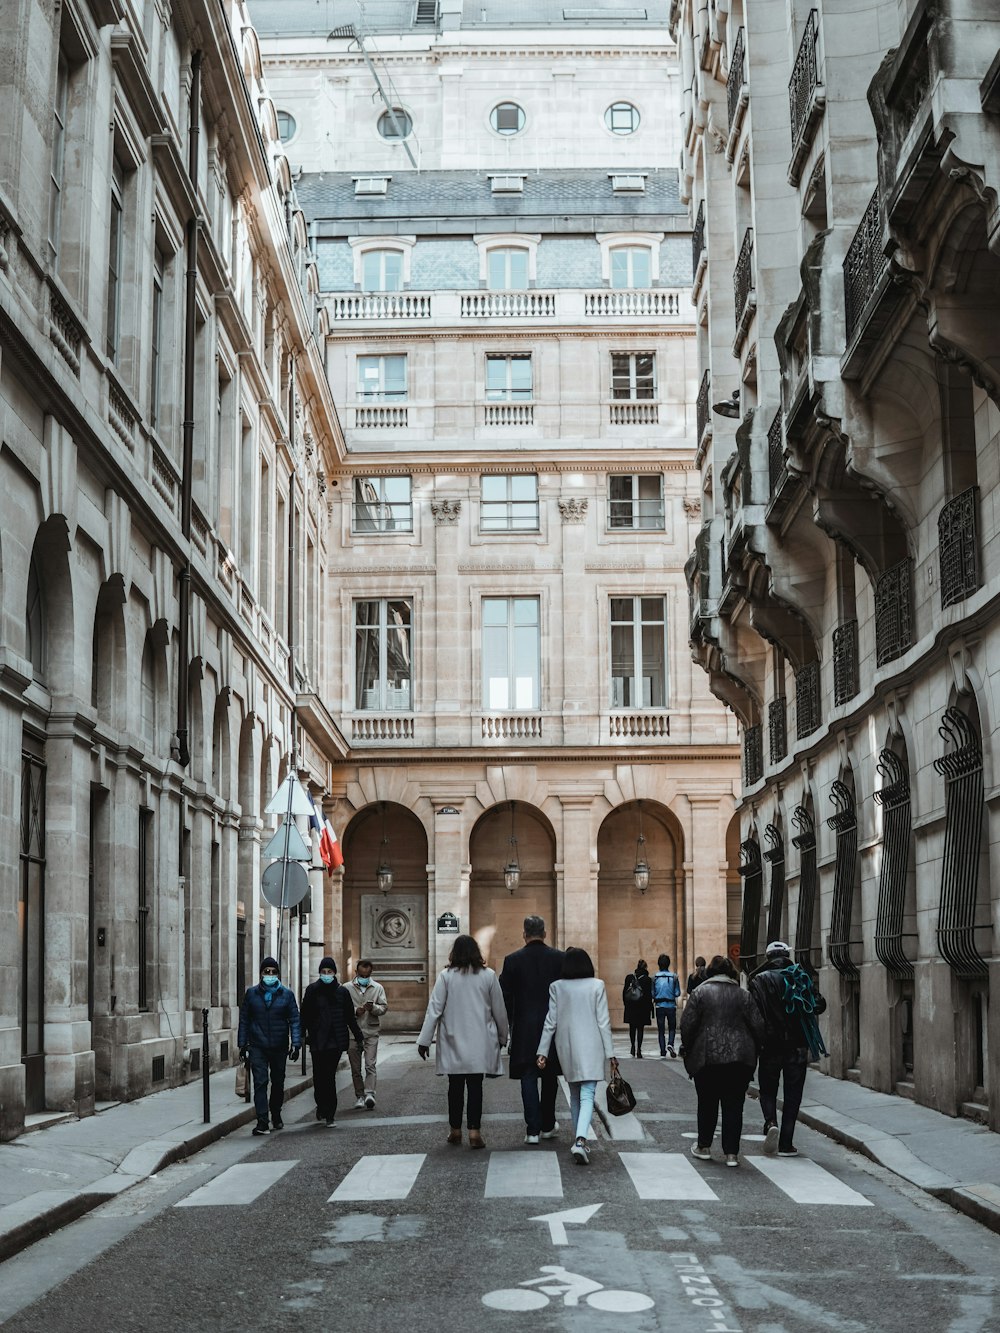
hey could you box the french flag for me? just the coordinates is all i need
[307,793,343,873]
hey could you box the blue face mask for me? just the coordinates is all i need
[320,973,336,984]
[357,977,371,988]
[262,975,280,987]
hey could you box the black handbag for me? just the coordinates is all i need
[605,1060,636,1116]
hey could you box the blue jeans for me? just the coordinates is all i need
[520,1068,559,1136]
[569,1080,597,1140]
[249,1046,287,1124]
[656,1007,677,1054]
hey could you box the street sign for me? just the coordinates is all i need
[529,1204,603,1246]
[261,859,310,908]
[262,822,311,862]
[264,774,313,817]
[437,911,460,933]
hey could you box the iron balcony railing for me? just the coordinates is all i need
[697,370,710,446]
[692,200,706,279]
[875,559,913,667]
[768,410,784,492]
[795,661,821,738]
[938,487,980,608]
[727,26,746,130]
[832,619,859,705]
[733,228,754,330]
[788,10,819,150]
[844,189,889,343]
[743,723,763,787]
[769,696,787,764]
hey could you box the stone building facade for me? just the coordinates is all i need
[672,0,1000,1123]
[0,0,344,1135]
[252,0,741,1027]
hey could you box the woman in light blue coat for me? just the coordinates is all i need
[536,948,615,1165]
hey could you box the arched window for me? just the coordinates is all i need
[26,555,45,679]
[362,249,404,292]
[275,110,296,143]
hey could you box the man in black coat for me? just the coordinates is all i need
[301,957,364,1126]
[499,915,565,1144]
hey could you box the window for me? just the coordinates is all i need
[106,156,125,363]
[491,102,525,135]
[357,354,407,400]
[354,176,390,196]
[150,246,164,429]
[26,555,45,679]
[610,246,652,289]
[611,596,667,707]
[276,110,296,142]
[48,53,69,263]
[353,476,413,532]
[488,248,529,290]
[490,175,526,193]
[611,351,655,400]
[377,107,412,139]
[481,475,539,532]
[362,249,404,292]
[355,599,412,710]
[486,354,532,401]
[605,102,640,134]
[611,174,646,193]
[482,597,540,710]
[608,475,664,530]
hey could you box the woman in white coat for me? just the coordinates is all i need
[536,948,615,1165]
[417,934,509,1148]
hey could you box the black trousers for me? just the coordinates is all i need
[757,1052,808,1151]
[693,1062,752,1155]
[312,1047,344,1119]
[448,1074,484,1129]
[628,1023,647,1054]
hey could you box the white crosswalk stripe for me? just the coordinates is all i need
[175,1160,299,1207]
[328,1153,427,1202]
[619,1152,720,1201]
[485,1151,563,1199]
[747,1155,873,1206]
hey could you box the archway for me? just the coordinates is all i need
[469,802,556,971]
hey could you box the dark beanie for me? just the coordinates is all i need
[261,956,279,973]
[319,956,337,973]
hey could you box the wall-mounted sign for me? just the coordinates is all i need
[437,911,460,934]
[436,806,460,816]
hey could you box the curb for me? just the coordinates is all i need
[0,1076,313,1265]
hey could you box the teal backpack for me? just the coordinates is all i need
[780,963,828,1060]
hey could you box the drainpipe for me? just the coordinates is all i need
[176,49,201,771]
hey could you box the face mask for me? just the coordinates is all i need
[262,975,280,987]
[320,973,336,984]
[357,977,371,988]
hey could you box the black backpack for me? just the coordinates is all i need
[624,974,644,1005]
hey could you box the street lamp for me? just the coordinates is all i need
[712,388,740,419]
[633,800,651,894]
[376,801,393,894]
[503,800,520,894]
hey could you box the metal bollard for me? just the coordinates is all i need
[202,1007,210,1123]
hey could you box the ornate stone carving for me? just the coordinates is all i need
[558,497,588,523]
[683,496,701,519]
[431,499,461,524]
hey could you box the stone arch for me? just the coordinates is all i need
[91,578,128,730]
[470,801,557,971]
[27,517,74,692]
[213,692,233,802]
[237,711,260,816]
[139,620,168,759]
[724,810,742,965]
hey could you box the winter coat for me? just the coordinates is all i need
[622,970,653,1026]
[652,969,681,1009]
[417,966,510,1076]
[537,978,615,1083]
[749,959,827,1061]
[499,940,566,1078]
[679,975,763,1078]
[238,982,301,1051]
[300,981,364,1053]
[346,977,389,1035]
[686,968,706,995]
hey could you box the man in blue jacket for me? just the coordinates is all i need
[238,955,301,1135]
[653,953,681,1058]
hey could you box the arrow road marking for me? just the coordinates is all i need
[530,1203,603,1245]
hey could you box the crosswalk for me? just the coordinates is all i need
[173,1150,873,1210]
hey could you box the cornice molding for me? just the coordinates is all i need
[262,46,676,71]
[325,327,695,344]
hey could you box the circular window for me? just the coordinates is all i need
[276,110,297,143]
[490,102,525,136]
[605,102,640,135]
[377,107,413,139]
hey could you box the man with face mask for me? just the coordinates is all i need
[347,959,389,1109]
[238,956,301,1136]
[301,958,365,1126]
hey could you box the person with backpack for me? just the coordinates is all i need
[652,954,681,1058]
[748,940,828,1157]
[686,956,707,995]
[621,959,653,1057]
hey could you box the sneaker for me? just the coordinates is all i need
[725,1154,739,1168]
[271,1115,283,1130]
[668,1046,677,1059]
[325,1116,336,1127]
[524,1133,540,1145]
[354,1096,366,1109]
[540,1122,560,1139]
[252,1122,270,1136]
[660,1052,668,1059]
[778,1147,799,1158]
[764,1123,780,1156]
[690,1144,711,1161]
[365,1094,375,1110]
[571,1139,590,1165]
[636,1051,643,1059]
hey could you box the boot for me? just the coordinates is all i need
[468,1129,485,1149]
[447,1127,462,1145]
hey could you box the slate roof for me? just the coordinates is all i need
[296,168,684,227]
[248,0,669,38]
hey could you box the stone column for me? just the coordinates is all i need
[559,795,597,958]
[558,497,591,746]
[428,801,468,975]
[686,796,728,970]
[0,655,30,1138]
[430,499,463,748]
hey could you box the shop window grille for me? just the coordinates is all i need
[934,707,988,980]
[873,749,915,978]
[151,1055,165,1082]
[827,781,860,976]
[763,824,786,945]
[739,839,764,975]
[791,805,818,969]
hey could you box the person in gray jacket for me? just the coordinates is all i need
[680,954,764,1167]
[536,948,615,1166]
[417,934,509,1149]
[347,959,388,1110]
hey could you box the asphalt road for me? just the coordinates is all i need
[2,1046,999,1332]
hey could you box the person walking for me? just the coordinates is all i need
[652,954,681,1058]
[686,956,707,995]
[622,958,653,1057]
[680,954,763,1167]
[238,956,301,1136]
[347,959,388,1110]
[499,915,565,1144]
[417,934,509,1149]
[748,940,828,1157]
[536,948,615,1166]
[300,957,365,1127]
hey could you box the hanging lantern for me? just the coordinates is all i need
[633,800,650,894]
[376,801,393,894]
[503,800,520,894]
